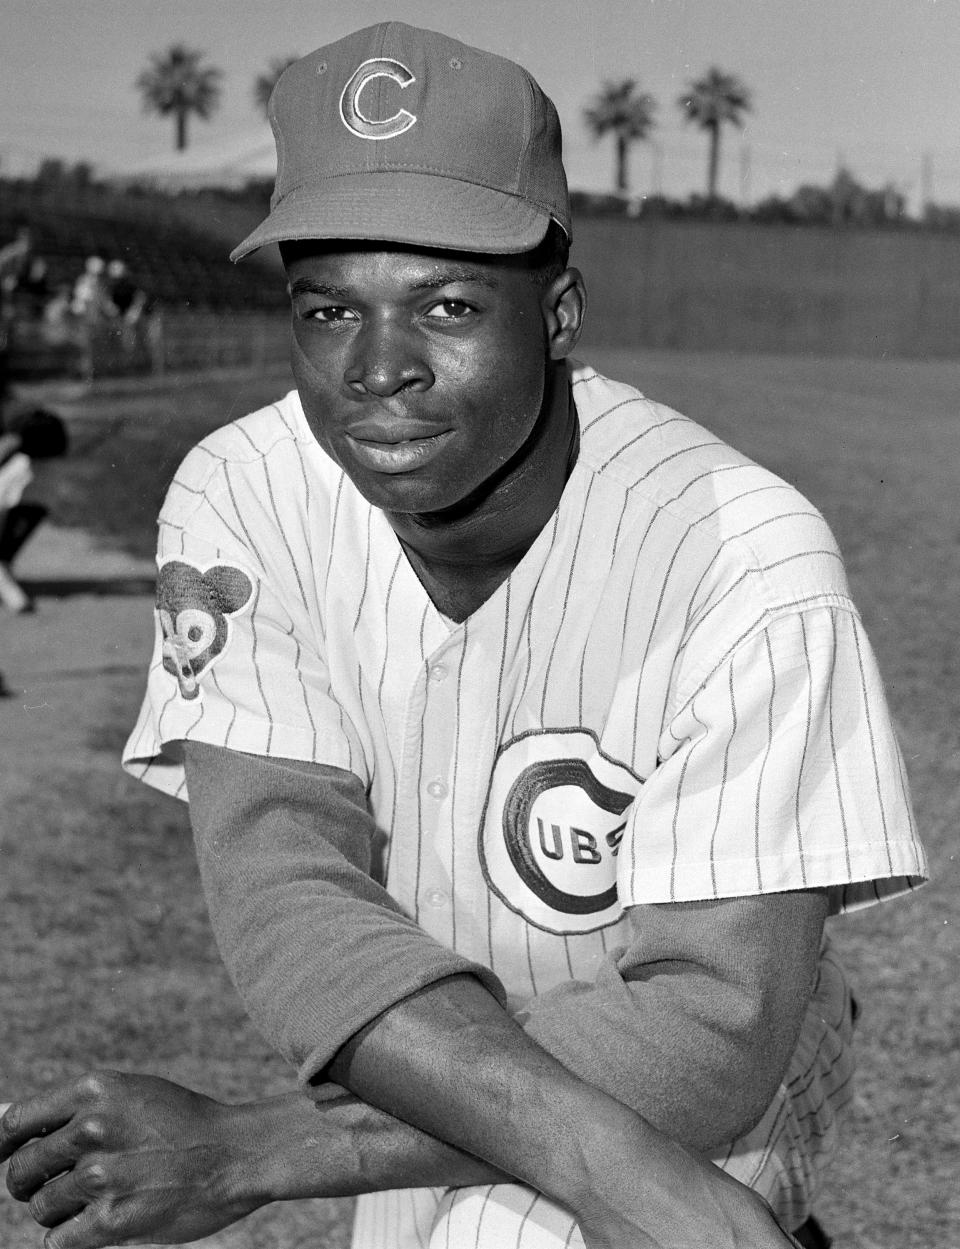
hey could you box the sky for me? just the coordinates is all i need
[3,0,960,209]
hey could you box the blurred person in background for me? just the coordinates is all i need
[41,283,79,345]
[0,407,69,614]
[71,256,113,380]
[15,256,51,321]
[71,255,112,320]
[0,221,38,421]
[0,220,35,296]
[105,259,136,318]
[105,258,150,363]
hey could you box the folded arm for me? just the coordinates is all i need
[185,743,826,1151]
[1,742,809,1248]
[183,743,819,1223]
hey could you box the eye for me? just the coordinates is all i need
[425,299,474,321]
[305,305,358,324]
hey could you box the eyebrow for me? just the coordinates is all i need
[409,267,501,292]
[288,279,353,299]
[287,267,501,301]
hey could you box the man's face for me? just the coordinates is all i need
[284,242,553,515]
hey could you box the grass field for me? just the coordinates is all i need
[2,347,958,1248]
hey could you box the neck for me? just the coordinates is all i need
[386,365,578,579]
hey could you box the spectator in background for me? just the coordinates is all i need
[16,256,51,320]
[105,259,150,365]
[71,256,113,380]
[0,407,69,613]
[105,259,136,318]
[71,255,111,320]
[109,259,150,325]
[0,221,35,295]
[41,283,77,344]
[0,222,37,416]
[123,287,150,328]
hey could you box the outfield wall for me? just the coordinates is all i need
[573,218,960,360]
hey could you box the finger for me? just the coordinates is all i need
[5,1124,85,1201]
[43,1197,148,1249]
[27,1170,87,1229]
[43,1206,112,1249]
[0,1089,77,1161]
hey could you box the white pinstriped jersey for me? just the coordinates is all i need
[123,360,925,1241]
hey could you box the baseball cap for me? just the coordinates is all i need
[231,22,570,261]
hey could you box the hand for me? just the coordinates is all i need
[0,1071,265,1248]
[574,1138,803,1249]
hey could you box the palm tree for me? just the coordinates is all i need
[583,79,657,195]
[136,44,223,151]
[254,56,299,118]
[677,67,752,200]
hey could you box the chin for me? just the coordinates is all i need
[347,469,463,516]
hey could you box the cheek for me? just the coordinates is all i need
[475,353,547,454]
[290,332,347,457]
[290,328,337,396]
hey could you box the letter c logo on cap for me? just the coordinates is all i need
[339,58,417,140]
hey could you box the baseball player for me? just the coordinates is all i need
[0,22,925,1249]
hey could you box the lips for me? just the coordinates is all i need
[345,424,452,474]
[347,416,447,443]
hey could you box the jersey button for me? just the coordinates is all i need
[428,662,448,683]
[426,778,448,799]
[424,888,448,908]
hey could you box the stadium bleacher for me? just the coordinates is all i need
[0,181,285,312]
[1,181,289,381]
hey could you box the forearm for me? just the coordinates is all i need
[240,977,718,1208]
[240,1085,507,1203]
[326,972,701,1222]
[2,1072,795,1249]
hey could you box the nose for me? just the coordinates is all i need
[344,316,434,397]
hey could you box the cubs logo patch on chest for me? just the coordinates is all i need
[479,729,644,935]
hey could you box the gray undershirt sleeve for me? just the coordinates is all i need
[183,743,814,1150]
[182,741,506,1085]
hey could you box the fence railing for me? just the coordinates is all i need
[144,310,291,375]
[7,309,292,381]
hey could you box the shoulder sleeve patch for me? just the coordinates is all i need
[157,558,255,700]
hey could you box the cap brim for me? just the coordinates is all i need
[230,171,558,261]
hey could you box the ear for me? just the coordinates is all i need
[542,267,587,361]
[206,564,254,616]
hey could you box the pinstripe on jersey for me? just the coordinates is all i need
[123,360,926,1241]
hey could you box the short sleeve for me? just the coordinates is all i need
[617,605,927,913]
[122,468,368,800]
